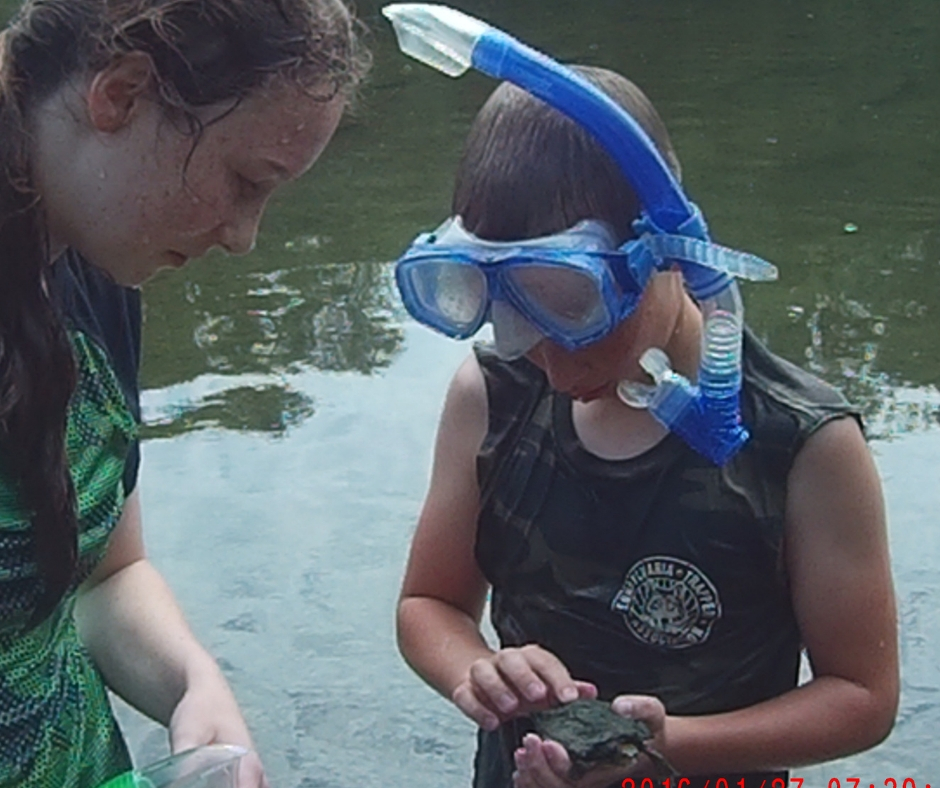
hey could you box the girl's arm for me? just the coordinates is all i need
[397,353,593,731]
[75,488,269,787]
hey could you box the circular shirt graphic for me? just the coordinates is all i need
[610,555,722,649]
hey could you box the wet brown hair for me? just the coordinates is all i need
[0,0,370,624]
[453,66,680,244]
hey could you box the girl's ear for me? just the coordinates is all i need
[86,52,155,132]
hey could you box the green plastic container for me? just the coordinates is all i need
[97,744,247,788]
[97,774,152,788]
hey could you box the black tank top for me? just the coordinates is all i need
[471,329,857,788]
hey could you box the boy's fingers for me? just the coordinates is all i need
[520,647,580,704]
[611,694,666,733]
[496,649,549,703]
[573,680,598,700]
[452,681,501,731]
[541,739,573,777]
[470,658,522,714]
[519,734,553,787]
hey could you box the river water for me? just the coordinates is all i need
[3,0,940,784]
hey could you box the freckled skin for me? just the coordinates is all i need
[33,80,344,287]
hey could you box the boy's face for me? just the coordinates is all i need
[525,270,689,402]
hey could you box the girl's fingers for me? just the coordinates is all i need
[235,752,268,788]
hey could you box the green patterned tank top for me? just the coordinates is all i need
[0,330,138,787]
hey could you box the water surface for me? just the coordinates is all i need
[2,0,940,784]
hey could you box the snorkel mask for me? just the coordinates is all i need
[396,217,648,359]
[383,3,778,465]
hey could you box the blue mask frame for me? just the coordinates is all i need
[395,219,650,351]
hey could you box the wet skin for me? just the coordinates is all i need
[32,55,345,286]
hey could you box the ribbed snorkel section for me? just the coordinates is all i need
[635,282,749,465]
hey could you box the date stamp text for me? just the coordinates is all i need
[621,779,933,788]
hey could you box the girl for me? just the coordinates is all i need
[0,0,367,785]
[394,66,898,788]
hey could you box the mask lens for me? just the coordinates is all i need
[404,260,487,333]
[505,264,608,335]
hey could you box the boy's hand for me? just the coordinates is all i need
[511,695,668,788]
[451,644,598,730]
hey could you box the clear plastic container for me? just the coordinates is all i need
[97,745,247,788]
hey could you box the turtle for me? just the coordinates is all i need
[530,699,678,779]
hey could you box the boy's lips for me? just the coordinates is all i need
[572,383,610,402]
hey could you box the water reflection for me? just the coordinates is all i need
[1,0,939,441]
[745,222,940,438]
[125,0,940,441]
[140,258,403,436]
[142,382,316,439]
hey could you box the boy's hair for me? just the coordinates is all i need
[453,66,680,244]
[0,0,370,625]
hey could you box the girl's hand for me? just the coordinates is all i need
[168,661,270,788]
[451,644,598,730]
[511,695,668,788]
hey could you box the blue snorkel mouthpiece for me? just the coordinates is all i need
[383,3,779,465]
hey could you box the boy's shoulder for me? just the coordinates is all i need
[472,343,550,457]
[741,328,859,460]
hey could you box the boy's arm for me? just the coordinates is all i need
[659,415,898,772]
[517,416,898,785]
[397,353,592,731]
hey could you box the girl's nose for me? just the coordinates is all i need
[219,208,262,255]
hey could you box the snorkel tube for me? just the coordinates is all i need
[383,4,777,464]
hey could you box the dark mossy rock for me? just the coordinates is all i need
[530,699,651,777]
